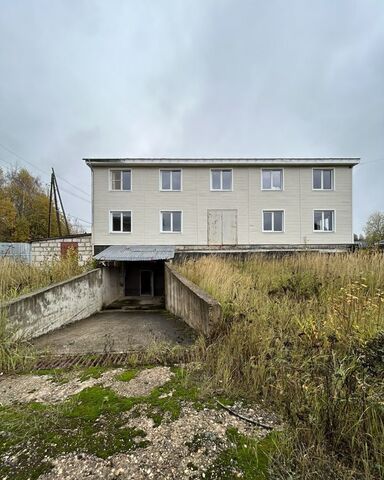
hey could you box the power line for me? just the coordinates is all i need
[0,151,92,224]
[0,156,15,167]
[55,174,89,197]
[0,146,91,203]
[0,141,90,197]
[69,215,92,225]
[0,155,90,204]
[0,141,52,178]
[59,186,91,204]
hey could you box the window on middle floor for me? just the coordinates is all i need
[314,210,334,232]
[110,211,132,232]
[263,210,284,232]
[160,169,182,191]
[161,211,182,233]
[262,169,283,190]
[210,169,233,191]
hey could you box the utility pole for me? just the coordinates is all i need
[47,168,70,237]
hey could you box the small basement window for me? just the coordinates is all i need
[263,210,284,232]
[110,170,132,191]
[111,211,132,232]
[161,211,182,233]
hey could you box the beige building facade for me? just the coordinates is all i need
[86,158,359,250]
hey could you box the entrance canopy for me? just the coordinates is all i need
[94,245,175,262]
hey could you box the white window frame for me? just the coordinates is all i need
[313,209,336,233]
[210,168,233,191]
[261,168,284,191]
[312,168,335,191]
[160,210,183,233]
[262,209,285,233]
[109,210,132,233]
[109,169,132,191]
[159,169,183,191]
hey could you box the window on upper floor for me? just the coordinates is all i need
[110,170,131,191]
[161,211,182,233]
[263,210,284,232]
[313,169,334,190]
[210,169,232,191]
[262,169,283,190]
[110,211,132,232]
[314,210,334,232]
[160,169,182,191]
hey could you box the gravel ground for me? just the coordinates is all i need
[0,367,279,479]
[39,402,276,480]
[0,367,173,405]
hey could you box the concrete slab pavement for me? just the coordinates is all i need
[32,310,196,355]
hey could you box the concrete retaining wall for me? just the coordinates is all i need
[164,263,222,336]
[31,234,92,266]
[3,269,104,340]
[101,265,124,306]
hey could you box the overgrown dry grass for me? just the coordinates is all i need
[178,252,384,479]
[0,252,93,372]
[0,252,93,303]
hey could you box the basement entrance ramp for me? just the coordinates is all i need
[32,310,196,355]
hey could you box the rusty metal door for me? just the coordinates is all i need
[208,210,237,245]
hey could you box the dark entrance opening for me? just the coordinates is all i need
[140,270,154,296]
[124,261,165,297]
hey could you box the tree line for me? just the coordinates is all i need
[0,167,82,242]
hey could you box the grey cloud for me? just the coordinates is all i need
[0,0,383,232]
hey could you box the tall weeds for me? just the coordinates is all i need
[179,252,384,479]
[0,251,92,303]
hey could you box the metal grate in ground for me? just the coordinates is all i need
[33,352,143,370]
[29,348,192,371]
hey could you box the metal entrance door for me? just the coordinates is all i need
[140,270,154,296]
[207,209,237,245]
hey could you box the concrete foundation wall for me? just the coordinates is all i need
[101,265,124,306]
[164,263,222,336]
[3,269,104,340]
[31,235,92,266]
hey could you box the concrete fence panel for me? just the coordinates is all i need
[2,269,104,340]
[164,263,222,336]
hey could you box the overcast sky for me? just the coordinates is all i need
[0,0,383,233]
